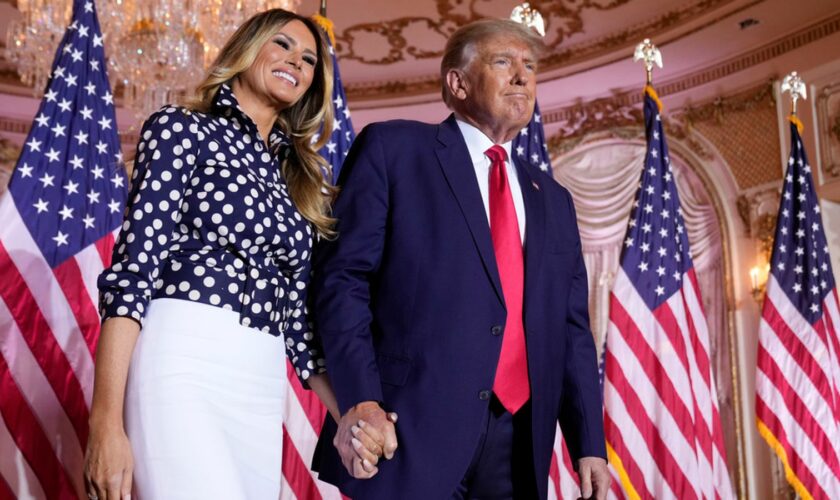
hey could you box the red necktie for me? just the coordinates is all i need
[486,145,530,414]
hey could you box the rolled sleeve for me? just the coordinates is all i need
[284,258,327,385]
[98,106,198,327]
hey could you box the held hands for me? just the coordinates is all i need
[577,456,610,500]
[333,401,398,479]
[83,421,134,500]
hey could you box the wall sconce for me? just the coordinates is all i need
[750,263,770,302]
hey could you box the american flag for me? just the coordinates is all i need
[514,103,614,498]
[603,87,734,499]
[316,18,356,184]
[0,0,125,498]
[755,117,840,499]
[279,15,354,500]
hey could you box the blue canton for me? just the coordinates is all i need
[621,93,692,310]
[512,101,550,173]
[317,40,355,183]
[769,121,836,324]
[8,0,125,267]
[98,84,326,381]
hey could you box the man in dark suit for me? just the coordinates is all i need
[312,18,609,500]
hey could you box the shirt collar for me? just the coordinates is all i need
[211,82,291,155]
[455,118,513,164]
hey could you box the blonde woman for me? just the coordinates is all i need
[83,9,379,499]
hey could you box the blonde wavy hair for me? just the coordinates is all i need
[186,9,336,237]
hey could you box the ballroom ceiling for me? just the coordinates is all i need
[1,0,839,107]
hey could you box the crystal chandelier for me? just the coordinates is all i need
[6,0,302,116]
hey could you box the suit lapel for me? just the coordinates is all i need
[435,115,505,306]
[513,156,546,308]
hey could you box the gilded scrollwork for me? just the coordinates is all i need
[333,0,736,67]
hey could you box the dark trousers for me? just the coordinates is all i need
[451,397,538,500]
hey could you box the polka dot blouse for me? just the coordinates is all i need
[98,83,326,382]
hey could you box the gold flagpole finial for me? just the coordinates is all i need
[510,2,545,37]
[320,0,327,17]
[781,71,807,116]
[633,39,663,86]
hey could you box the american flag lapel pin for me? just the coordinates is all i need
[532,181,540,191]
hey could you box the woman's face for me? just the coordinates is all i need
[240,19,319,111]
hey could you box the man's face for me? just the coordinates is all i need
[462,35,537,136]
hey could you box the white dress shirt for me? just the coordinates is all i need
[456,119,526,243]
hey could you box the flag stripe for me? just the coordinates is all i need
[53,256,100,357]
[282,426,324,500]
[0,298,84,494]
[0,410,46,500]
[0,354,79,499]
[0,241,90,447]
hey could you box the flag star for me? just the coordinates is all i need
[46,148,61,162]
[51,123,66,137]
[641,242,650,253]
[333,118,342,131]
[662,191,671,200]
[795,247,804,256]
[638,261,649,272]
[804,164,812,173]
[656,266,665,276]
[673,271,681,281]
[777,262,785,271]
[659,228,668,238]
[655,285,665,296]
[624,237,634,248]
[92,165,105,179]
[85,1,93,12]
[782,208,789,218]
[629,220,637,228]
[674,252,681,262]
[814,204,821,214]
[794,265,803,274]
[811,285,819,295]
[111,174,124,188]
[35,113,50,127]
[93,33,103,47]
[658,247,667,257]
[96,141,109,154]
[539,161,548,171]
[798,193,807,202]
[63,180,80,195]
[75,131,89,145]
[98,117,112,130]
[326,142,337,154]
[52,231,69,246]
[642,223,651,233]
[648,166,656,176]
[102,91,113,105]
[63,43,73,53]
[664,172,672,182]
[83,214,96,228]
[812,222,820,232]
[644,204,653,214]
[45,89,58,102]
[822,262,829,271]
[650,149,658,158]
[792,283,802,293]
[798,175,806,185]
[653,131,660,140]
[54,66,66,79]
[115,151,124,163]
[810,303,819,313]
[89,60,100,71]
[19,163,34,177]
[65,73,78,87]
[789,156,795,165]
[531,153,539,163]
[39,173,55,187]
[779,244,787,253]
[78,24,89,37]
[108,199,122,213]
[26,137,42,152]
[81,106,94,119]
[796,229,805,238]
[781,227,789,235]
[343,108,351,118]
[33,199,49,213]
[87,190,101,204]
[812,267,819,277]
[646,185,655,195]
[85,82,97,95]
[519,126,529,137]
[516,146,525,156]
[59,205,74,219]
[333,95,343,109]
[821,280,828,290]
[58,98,72,112]
[71,48,83,62]
[661,209,669,219]
[783,191,791,200]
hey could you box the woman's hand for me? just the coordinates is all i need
[84,420,134,500]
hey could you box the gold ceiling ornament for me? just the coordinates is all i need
[6,0,302,116]
[781,71,807,116]
[633,38,662,85]
[510,3,545,37]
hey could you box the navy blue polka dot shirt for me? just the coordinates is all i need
[98,83,326,382]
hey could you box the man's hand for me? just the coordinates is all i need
[577,456,610,500]
[333,401,398,479]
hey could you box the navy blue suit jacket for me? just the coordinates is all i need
[311,115,606,499]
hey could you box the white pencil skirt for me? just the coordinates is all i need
[125,298,287,499]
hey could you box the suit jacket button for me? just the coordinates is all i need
[491,325,503,336]
[479,390,491,401]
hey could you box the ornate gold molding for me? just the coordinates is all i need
[816,81,840,180]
